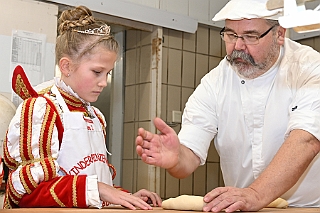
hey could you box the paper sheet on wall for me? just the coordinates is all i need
[10,30,46,107]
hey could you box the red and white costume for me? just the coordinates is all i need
[3,66,118,208]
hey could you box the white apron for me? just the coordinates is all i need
[52,85,113,186]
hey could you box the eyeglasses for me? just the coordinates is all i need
[220,25,276,45]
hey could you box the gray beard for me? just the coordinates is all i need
[227,41,279,79]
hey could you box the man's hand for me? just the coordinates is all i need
[135,117,180,170]
[203,187,263,212]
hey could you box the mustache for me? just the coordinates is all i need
[227,50,257,66]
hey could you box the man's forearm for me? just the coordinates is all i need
[249,129,320,206]
[167,145,201,179]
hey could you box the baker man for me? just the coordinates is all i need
[136,0,320,212]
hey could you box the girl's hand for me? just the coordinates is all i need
[133,189,162,207]
[98,182,153,210]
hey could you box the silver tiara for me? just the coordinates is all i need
[73,24,111,36]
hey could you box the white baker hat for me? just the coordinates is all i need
[212,0,283,21]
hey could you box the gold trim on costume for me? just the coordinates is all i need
[39,105,51,159]
[3,132,19,170]
[8,173,23,203]
[47,113,56,155]
[27,99,35,160]
[4,198,12,209]
[57,87,83,108]
[50,177,66,207]
[38,86,53,95]
[16,157,56,167]
[15,74,31,100]
[8,191,20,205]
[41,159,50,182]
[19,101,27,162]
[72,176,78,207]
[57,87,93,117]
[19,98,36,162]
[95,112,106,138]
[49,157,57,179]
[38,105,57,159]
[26,164,38,189]
[19,168,32,194]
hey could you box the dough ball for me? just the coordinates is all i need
[266,198,288,208]
[162,195,205,211]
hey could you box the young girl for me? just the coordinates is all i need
[3,5,161,209]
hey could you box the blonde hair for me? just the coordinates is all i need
[56,5,119,64]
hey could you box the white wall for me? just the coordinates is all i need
[0,0,58,98]
[123,0,228,28]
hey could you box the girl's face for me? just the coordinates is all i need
[67,46,117,102]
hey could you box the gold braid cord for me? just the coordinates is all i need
[50,177,66,207]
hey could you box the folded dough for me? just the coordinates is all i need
[266,198,288,208]
[162,195,205,211]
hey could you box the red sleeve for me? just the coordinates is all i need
[5,174,87,208]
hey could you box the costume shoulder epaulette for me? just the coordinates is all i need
[12,65,39,100]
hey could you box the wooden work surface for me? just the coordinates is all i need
[1,206,320,212]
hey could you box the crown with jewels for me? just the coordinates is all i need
[73,24,111,36]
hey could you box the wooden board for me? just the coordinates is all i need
[1,206,320,213]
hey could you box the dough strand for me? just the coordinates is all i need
[162,195,205,211]
[162,195,288,211]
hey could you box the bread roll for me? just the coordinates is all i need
[162,195,205,211]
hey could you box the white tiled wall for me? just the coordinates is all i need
[122,24,225,199]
